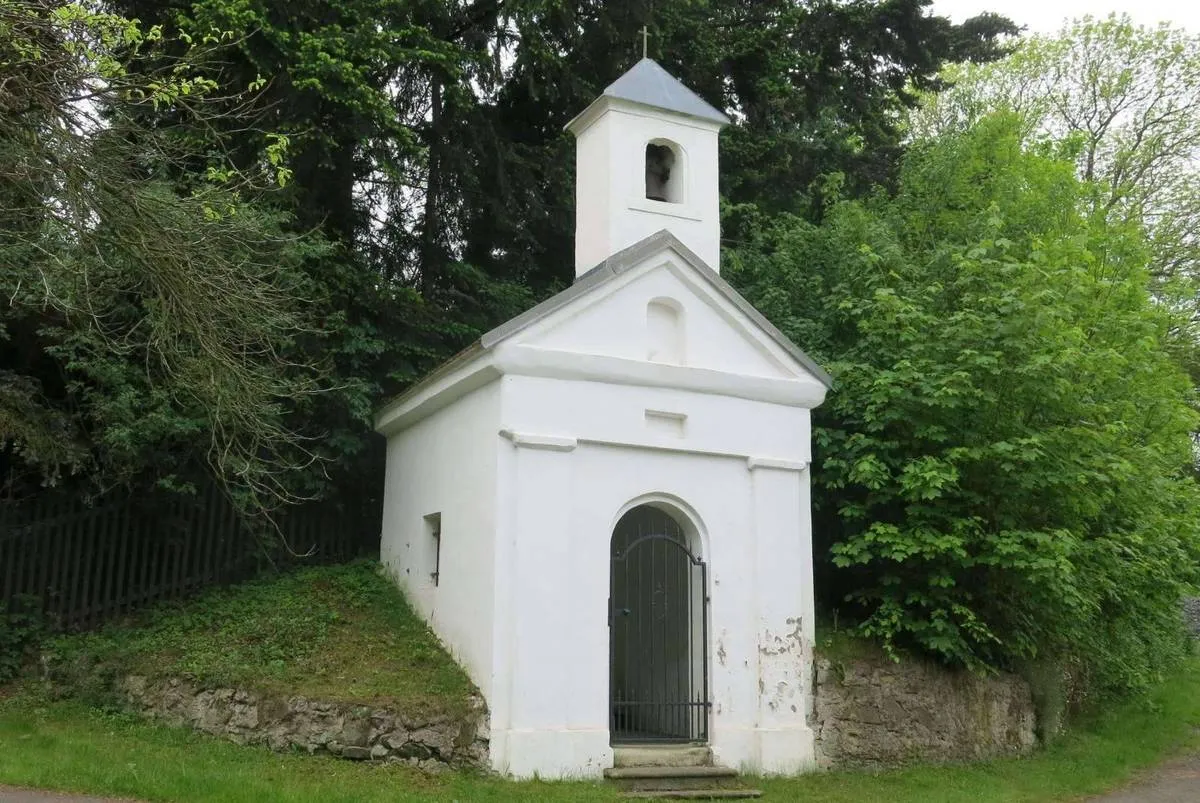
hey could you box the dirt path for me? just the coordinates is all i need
[0,788,142,803]
[1086,753,1200,802]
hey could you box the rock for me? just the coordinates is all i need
[197,698,232,733]
[368,712,397,742]
[382,731,410,750]
[340,746,372,760]
[229,703,259,730]
[258,696,289,726]
[339,713,371,747]
[123,675,147,698]
[370,744,388,760]
[398,741,433,760]
[410,726,456,759]
[390,756,422,768]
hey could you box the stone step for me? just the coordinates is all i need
[622,790,764,800]
[605,766,738,780]
[606,764,745,792]
[613,744,712,768]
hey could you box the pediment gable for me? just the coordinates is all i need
[375,231,830,436]
[486,231,831,387]
[512,256,797,381]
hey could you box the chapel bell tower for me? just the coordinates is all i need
[565,58,730,277]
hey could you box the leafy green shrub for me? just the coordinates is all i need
[0,596,43,682]
[729,113,1200,700]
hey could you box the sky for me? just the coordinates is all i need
[932,0,1200,34]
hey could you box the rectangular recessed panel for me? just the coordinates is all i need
[645,410,687,438]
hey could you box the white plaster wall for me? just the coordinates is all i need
[573,109,613,278]
[379,380,501,699]
[503,375,809,463]
[489,373,817,778]
[574,103,722,274]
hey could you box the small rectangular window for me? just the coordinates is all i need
[425,513,442,587]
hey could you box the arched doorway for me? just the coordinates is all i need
[609,504,709,744]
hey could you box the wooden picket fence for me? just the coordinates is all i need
[0,483,379,630]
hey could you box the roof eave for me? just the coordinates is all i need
[373,342,498,437]
[564,94,729,136]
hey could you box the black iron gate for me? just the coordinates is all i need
[609,506,710,744]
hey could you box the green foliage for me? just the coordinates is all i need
[909,14,1200,381]
[1,1,331,507]
[0,596,41,683]
[729,114,1200,698]
[46,561,476,716]
[96,0,1015,507]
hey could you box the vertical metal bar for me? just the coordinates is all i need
[637,532,645,738]
[99,502,121,624]
[701,560,709,742]
[672,540,679,740]
[653,536,661,738]
[681,546,688,740]
[620,535,628,742]
[609,555,615,740]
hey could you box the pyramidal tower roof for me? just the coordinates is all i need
[598,58,730,125]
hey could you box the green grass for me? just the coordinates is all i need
[2,659,1199,802]
[44,561,476,717]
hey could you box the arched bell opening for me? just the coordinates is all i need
[645,140,684,203]
[609,503,709,744]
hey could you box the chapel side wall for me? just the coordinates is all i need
[379,380,500,699]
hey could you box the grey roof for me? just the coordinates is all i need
[376,231,832,420]
[602,58,730,125]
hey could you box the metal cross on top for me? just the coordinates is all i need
[641,25,649,59]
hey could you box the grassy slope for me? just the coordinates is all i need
[45,561,476,717]
[2,658,1198,801]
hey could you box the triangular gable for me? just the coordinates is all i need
[482,230,832,387]
[375,230,831,435]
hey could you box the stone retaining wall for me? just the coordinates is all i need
[114,655,1035,774]
[119,675,488,771]
[812,653,1037,767]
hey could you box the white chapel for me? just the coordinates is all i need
[375,57,832,779]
